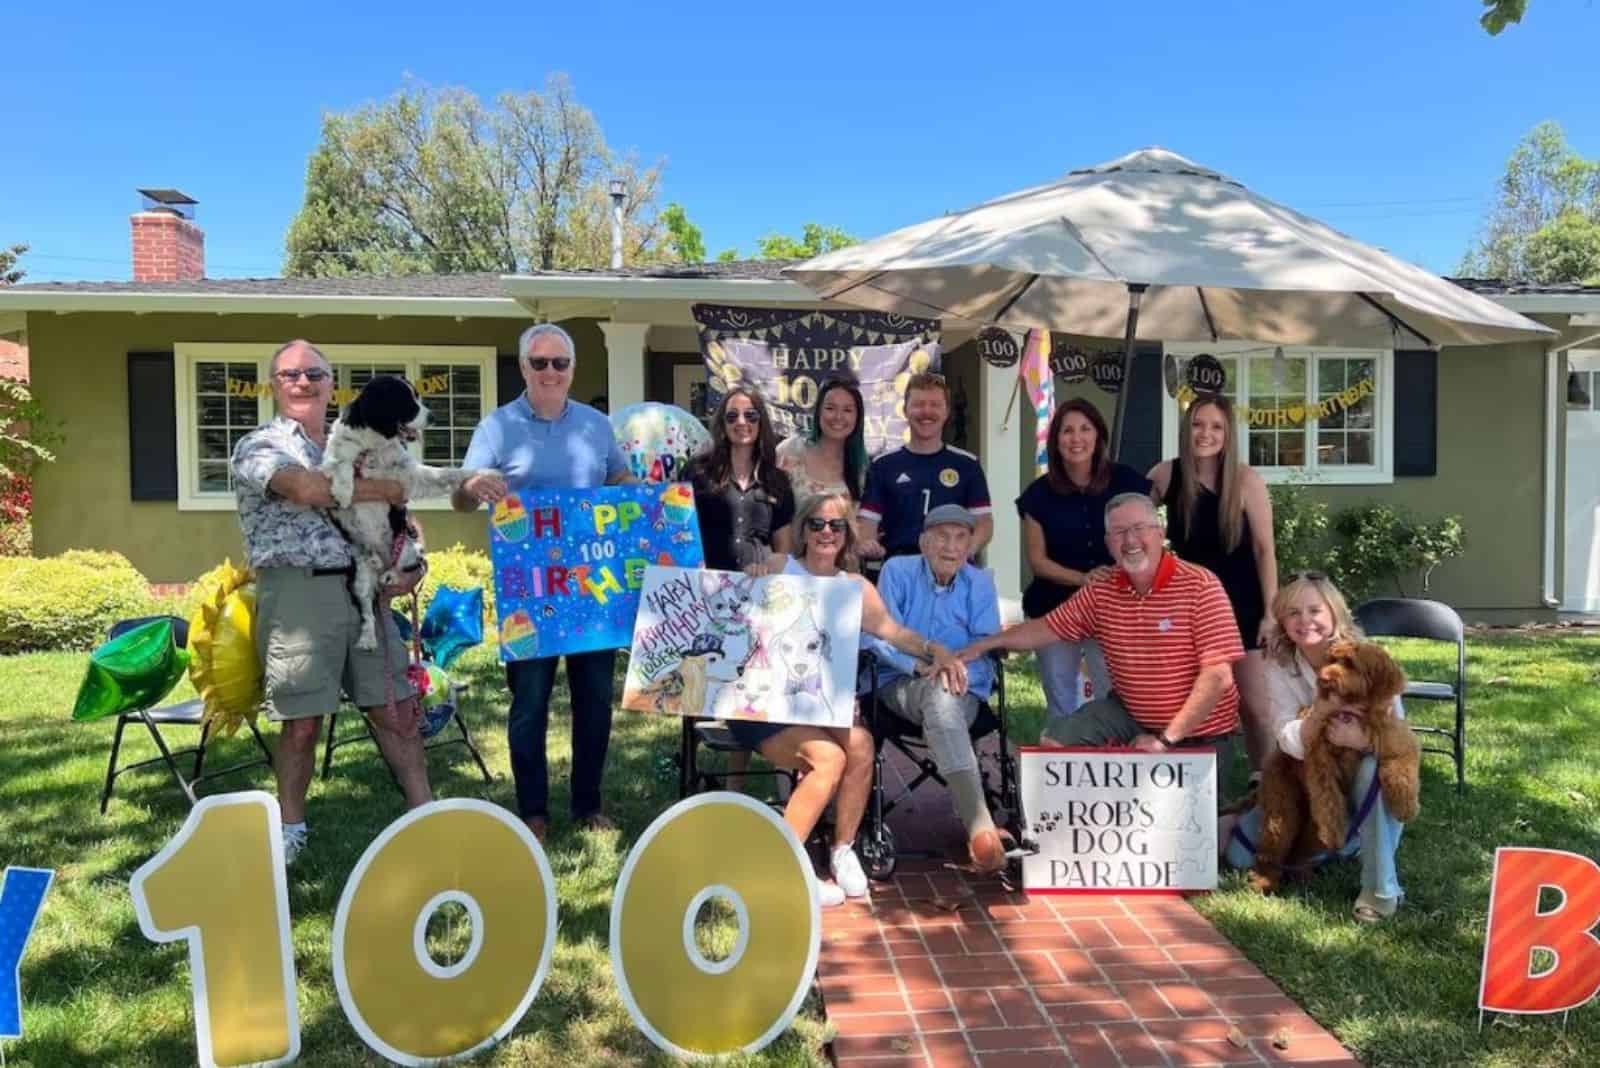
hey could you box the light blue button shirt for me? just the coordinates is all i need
[463,395,626,491]
[865,555,1001,699]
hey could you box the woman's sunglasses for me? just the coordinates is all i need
[805,518,848,533]
[526,357,572,372]
[724,410,762,424]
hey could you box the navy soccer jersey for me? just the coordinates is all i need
[860,445,992,553]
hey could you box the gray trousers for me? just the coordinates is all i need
[876,675,982,777]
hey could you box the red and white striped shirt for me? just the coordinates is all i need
[1044,551,1243,737]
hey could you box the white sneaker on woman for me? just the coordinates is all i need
[831,845,870,899]
[816,878,846,908]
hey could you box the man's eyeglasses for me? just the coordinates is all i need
[805,517,848,533]
[724,410,762,425]
[1108,521,1161,540]
[274,368,330,383]
[526,357,572,372]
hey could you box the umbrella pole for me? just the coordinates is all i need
[999,374,1023,430]
[1109,284,1147,460]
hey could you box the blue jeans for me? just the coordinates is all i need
[505,649,616,821]
[1225,754,1404,899]
[1035,639,1110,721]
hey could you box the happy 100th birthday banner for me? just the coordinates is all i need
[487,484,705,661]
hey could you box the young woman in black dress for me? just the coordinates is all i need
[684,386,795,572]
[1149,393,1280,775]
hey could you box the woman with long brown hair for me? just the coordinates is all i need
[1149,393,1279,773]
[683,386,795,571]
[1016,398,1150,720]
[775,377,868,501]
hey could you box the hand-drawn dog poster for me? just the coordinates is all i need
[1020,749,1217,893]
[621,567,862,729]
[488,485,705,661]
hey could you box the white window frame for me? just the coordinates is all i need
[173,342,496,511]
[1160,342,1395,486]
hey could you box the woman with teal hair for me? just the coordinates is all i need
[775,376,868,501]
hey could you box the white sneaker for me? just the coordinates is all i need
[831,845,870,899]
[281,825,308,867]
[815,877,846,908]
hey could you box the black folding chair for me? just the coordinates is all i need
[677,717,799,802]
[1354,597,1468,792]
[857,650,1020,879]
[99,615,274,813]
[320,679,493,786]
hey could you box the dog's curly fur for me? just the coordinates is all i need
[1247,639,1420,893]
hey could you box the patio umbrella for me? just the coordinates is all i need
[784,147,1554,453]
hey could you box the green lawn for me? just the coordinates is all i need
[2,632,1598,1067]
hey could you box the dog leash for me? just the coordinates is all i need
[374,529,430,725]
[1230,773,1384,870]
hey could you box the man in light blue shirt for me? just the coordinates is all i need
[865,504,1007,871]
[454,323,633,841]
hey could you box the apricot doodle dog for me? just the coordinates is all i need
[1247,639,1421,893]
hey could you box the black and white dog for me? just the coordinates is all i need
[320,375,482,650]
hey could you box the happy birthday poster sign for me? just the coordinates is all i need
[1020,749,1217,892]
[621,566,861,729]
[488,485,705,661]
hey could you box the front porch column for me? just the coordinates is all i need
[599,320,650,412]
[978,355,1023,619]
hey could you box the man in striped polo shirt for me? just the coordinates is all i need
[957,492,1243,772]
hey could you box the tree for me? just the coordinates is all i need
[1480,0,1528,35]
[1459,122,1600,281]
[659,203,706,264]
[754,223,859,260]
[0,243,25,286]
[284,77,673,275]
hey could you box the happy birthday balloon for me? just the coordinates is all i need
[72,617,190,722]
[420,586,484,669]
[610,402,711,484]
[187,560,264,736]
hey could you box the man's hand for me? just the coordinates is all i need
[857,537,886,561]
[919,652,968,695]
[1083,566,1115,585]
[461,471,507,505]
[1131,733,1168,753]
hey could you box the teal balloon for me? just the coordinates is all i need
[421,586,483,669]
[72,619,190,722]
[610,402,710,483]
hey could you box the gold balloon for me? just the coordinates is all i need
[908,349,931,373]
[187,559,264,737]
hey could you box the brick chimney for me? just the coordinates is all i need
[131,188,204,282]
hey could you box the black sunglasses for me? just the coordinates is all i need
[724,410,762,424]
[526,357,572,372]
[805,517,848,533]
[274,367,330,383]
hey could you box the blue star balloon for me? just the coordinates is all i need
[420,586,484,669]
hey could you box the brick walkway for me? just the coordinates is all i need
[817,755,1360,1067]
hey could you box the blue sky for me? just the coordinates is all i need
[4,1,1597,282]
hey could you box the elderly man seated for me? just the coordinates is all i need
[958,493,1244,773]
[865,504,1007,872]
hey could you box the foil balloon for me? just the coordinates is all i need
[187,559,265,736]
[71,617,190,722]
[610,402,710,484]
[411,662,456,739]
[420,586,484,669]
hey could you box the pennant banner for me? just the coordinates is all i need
[692,304,941,456]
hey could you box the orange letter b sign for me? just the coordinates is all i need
[1480,847,1600,1018]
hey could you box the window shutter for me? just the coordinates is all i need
[1392,349,1437,477]
[127,352,178,500]
[1114,344,1164,473]
[497,354,522,407]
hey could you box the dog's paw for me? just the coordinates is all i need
[356,630,379,652]
[1246,868,1279,894]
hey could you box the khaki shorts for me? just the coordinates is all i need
[255,567,413,722]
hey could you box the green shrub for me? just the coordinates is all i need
[1269,483,1331,576]
[0,553,153,654]
[1328,505,1467,603]
[421,543,495,629]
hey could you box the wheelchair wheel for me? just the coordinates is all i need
[859,825,897,881]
